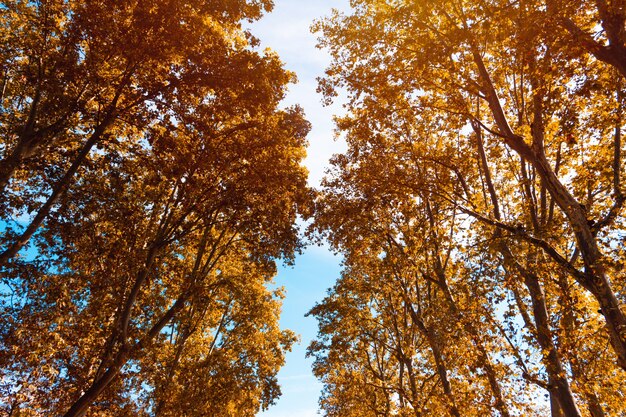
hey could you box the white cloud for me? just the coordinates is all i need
[249,0,349,188]
[262,408,319,417]
[278,373,316,381]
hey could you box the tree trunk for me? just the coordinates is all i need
[532,153,626,371]
[0,141,31,193]
[63,295,187,417]
[472,120,582,416]
[558,275,607,417]
[550,391,565,417]
[470,46,626,370]
[63,349,130,417]
[436,275,511,417]
[405,301,462,417]
[504,251,582,417]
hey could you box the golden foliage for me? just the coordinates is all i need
[309,0,626,416]
[0,1,309,416]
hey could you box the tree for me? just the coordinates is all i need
[314,0,625,373]
[310,116,625,414]
[311,0,626,414]
[0,1,312,415]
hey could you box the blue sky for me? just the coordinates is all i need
[249,1,348,416]
[260,248,342,417]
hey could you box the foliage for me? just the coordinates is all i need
[310,0,626,416]
[0,0,310,416]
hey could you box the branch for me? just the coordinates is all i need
[594,91,625,232]
[451,202,587,283]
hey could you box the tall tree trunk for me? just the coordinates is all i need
[517,260,582,417]
[531,153,626,370]
[0,140,33,193]
[63,223,232,417]
[558,274,607,417]
[62,348,130,417]
[551,391,565,417]
[470,47,626,370]
[404,299,462,417]
[473,122,582,417]
[446,287,510,417]
[432,263,511,417]
[63,295,187,417]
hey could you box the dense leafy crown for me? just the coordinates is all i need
[309,1,625,416]
[0,1,311,416]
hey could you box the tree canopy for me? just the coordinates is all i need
[1,0,311,415]
[2,0,625,416]
[309,0,625,416]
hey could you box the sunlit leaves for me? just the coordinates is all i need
[0,1,309,416]
[310,0,625,416]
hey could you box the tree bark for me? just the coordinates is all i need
[404,298,462,417]
[509,255,582,417]
[63,295,187,417]
[426,234,511,416]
